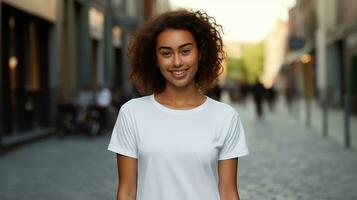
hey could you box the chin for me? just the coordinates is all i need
[168,80,195,89]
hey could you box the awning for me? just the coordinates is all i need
[283,43,313,65]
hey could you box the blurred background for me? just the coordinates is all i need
[0,0,357,199]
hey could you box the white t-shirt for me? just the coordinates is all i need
[108,94,249,200]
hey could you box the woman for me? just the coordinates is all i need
[108,9,249,200]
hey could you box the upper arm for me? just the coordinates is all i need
[116,154,138,199]
[218,158,240,200]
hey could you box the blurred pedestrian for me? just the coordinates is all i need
[77,85,95,108]
[76,85,95,122]
[240,82,250,104]
[285,77,296,112]
[253,78,264,119]
[108,10,249,200]
[95,84,112,135]
[266,85,277,112]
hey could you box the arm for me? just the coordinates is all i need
[116,154,138,200]
[218,158,240,200]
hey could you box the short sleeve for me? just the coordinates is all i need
[108,107,138,158]
[218,112,249,160]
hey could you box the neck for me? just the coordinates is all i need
[155,84,205,109]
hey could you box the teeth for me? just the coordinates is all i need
[171,70,186,78]
[173,71,184,75]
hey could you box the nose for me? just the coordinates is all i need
[173,53,183,68]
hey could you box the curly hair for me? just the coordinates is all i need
[128,9,225,95]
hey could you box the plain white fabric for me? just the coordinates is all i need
[108,94,249,200]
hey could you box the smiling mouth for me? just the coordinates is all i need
[170,69,188,79]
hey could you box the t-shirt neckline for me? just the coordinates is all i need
[150,94,210,115]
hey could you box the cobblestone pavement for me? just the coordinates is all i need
[0,134,118,200]
[1,100,357,200]
[234,101,357,200]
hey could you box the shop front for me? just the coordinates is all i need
[0,1,57,148]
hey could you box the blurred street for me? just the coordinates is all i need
[1,97,357,200]
[1,0,357,199]
[234,99,357,200]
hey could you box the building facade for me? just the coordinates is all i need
[262,20,288,89]
[1,0,59,147]
[0,0,170,149]
[283,0,357,150]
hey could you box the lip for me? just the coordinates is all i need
[169,69,188,79]
[169,68,189,72]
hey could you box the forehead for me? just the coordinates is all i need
[156,29,197,48]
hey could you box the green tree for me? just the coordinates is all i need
[241,42,264,83]
[226,42,264,84]
[226,57,247,81]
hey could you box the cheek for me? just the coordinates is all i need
[157,57,172,67]
[185,55,199,67]
[157,60,171,76]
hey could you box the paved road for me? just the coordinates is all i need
[235,101,357,200]
[0,134,117,200]
[1,100,357,200]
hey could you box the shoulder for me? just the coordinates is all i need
[121,95,152,108]
[207,97,238,117]
[120,95,152,113]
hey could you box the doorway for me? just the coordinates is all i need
[1,4,51,135]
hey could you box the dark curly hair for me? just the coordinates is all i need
[128,9,225,95]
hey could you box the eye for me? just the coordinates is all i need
[181,49,191,55]
[160,51,172,57]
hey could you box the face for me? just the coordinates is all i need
[156,28,200,90]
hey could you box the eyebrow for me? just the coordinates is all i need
[158,43,193,50]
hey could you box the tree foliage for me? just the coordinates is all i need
[226,42,264,84]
